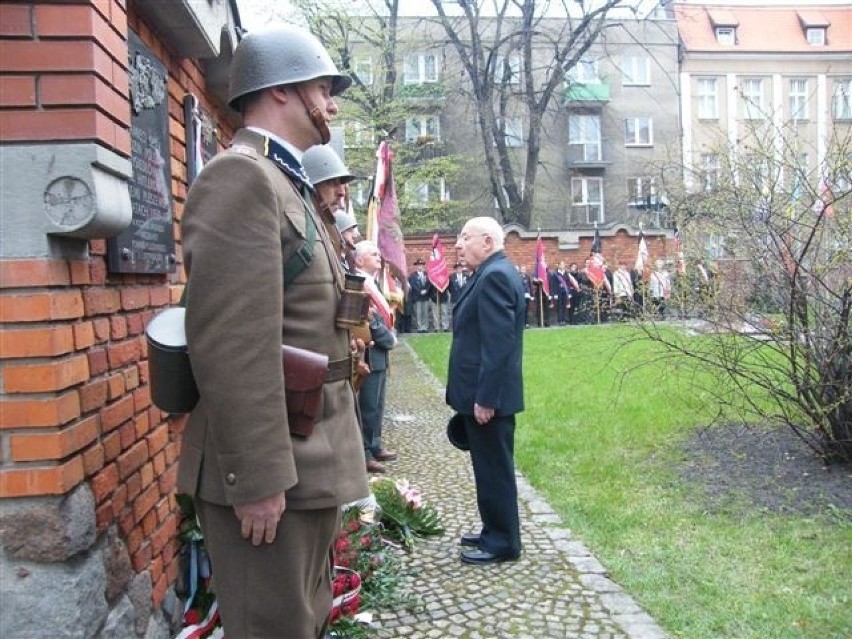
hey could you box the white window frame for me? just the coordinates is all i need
[567,58,599,84]
[627,177,656,207]
[404,53,439,85]
[716,27,735,45]
[624,117,653,146]
[354,57,373,85]
[405,178,449,208]
[571,176,604,224]
[494,54,520,85]
[834,79,852,120]
[621,56,650,86]
[696,78,718,119]
[700,153,720,192]
[405,115,441,143]
[741,78,765,120]
[789,79,809,121]
[568,114,602,162]
[806,28,826,46]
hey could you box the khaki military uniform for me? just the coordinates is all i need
[178,128,369,638]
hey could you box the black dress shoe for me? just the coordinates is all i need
[459,533,481,547]
[460,548,519,565]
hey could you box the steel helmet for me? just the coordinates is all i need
[228,25,352,109]
[334,210,358,234]
[303,145,356,186]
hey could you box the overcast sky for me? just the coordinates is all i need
[237,0,850,30]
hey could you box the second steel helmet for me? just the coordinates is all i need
[303,145,356,186]
[228,25,352,109]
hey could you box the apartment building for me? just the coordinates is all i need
[676,3,852,206]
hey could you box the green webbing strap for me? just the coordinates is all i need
[282,206,316,288]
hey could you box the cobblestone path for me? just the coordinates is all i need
[367,339,667,639]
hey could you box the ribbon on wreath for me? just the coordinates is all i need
[175,601,220,639]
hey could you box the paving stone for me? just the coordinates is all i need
[369,340,668,639]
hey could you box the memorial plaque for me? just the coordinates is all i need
[108,31,175,273]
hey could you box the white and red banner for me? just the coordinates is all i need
[533,235,550,296]
[427,233,449,292]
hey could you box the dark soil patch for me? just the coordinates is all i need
[678,423,852,517]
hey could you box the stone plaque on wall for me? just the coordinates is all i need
[108,31,175,274]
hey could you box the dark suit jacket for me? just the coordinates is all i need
[446,250,525,415]
[448,272,467,301]
[408,270,430,302]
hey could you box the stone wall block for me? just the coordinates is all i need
[101,525,132,604]
[96,594,135,639]
[0,483,95,562]
[127,570,153,635]
[0,548,108,638]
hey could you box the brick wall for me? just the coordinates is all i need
[0,1,234,610]
[403,228,674,274]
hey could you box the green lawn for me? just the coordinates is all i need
[407,325,852,639]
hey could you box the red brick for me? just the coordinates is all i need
[145,423,169,458]
[0,457,84,498]
[109,315,127,340]
[40,74,127,122]
[132,386,151,413]
[0,391,80,429]
[149,287,170,308]
[126,471,141,501]
[107,372,125,400]
[165,555,179,583]
[89,258,107,285]
[111,482,127,517]
[89,239,106,256]
[0,109,118,145]
[0,76,36,106]
[102,431,121,462]
[141,508,157,536]
[91,462,118,503]
[126,311,145,336]
[131,541,152,572]
[158,464,177,495]
[140,462,154,490]
[134,411,150,439]
[0,40,110,75]
[155,495,170,524]
[82,443,105,476]
[93,318,110,342]
[10,414,99,462]
[120,287,149,311]
[150,555,164,584]
[82,288,120,316]
[0,259,70,288]
[87,348,108,377]
[151,513,177,555]
[133,483,159,523]
[106,339,142,369]
[0,5,32,37]
[164,441,178,466]
[3,354,89,393]
[79,378,108,413]
[68,260,91,286]
[95,500,112,531]
[126,526,143,555]
[116,439,146,480]
[152,451,166,476]
[101,395,134,434]
[0,325,75,358]
[118,420,135,450]
[124,365,140,391]
[72,321,95,350]
[118,509,134,536]
[0,291,83,322]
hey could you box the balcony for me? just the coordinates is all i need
[397,82,447,106]
[566,143,610,169]
[563,82,610,107]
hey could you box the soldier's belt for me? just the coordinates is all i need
[326,356,353,383]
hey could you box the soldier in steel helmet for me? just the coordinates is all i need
[177,25,369,638]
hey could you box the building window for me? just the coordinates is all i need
[405,115,441,143]
[571,177,603,224]
[700,153,720,192]
[806,28,826,46]
[624,117,653,146]
[741,78,764,120]
[627,177,656,207]
[834,80,852,120]
[716,27,735,45]
[789,79,809,120]
[621,56,650,86]
[494,54,520,85]
[567,58,599,84]
[496,117,523,147]
[493,177,524,210]
[696,78,718,119]
[405,179,448,208]
[354,57,373,85]
[568,114,602,162]
[790,153,808,200]
[404,53,439,85]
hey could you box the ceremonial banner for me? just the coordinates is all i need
[634,229,649,273]
[427,233,449,292]
[587,226,606,289]
[533,235,550,296]
[366,141,407,282]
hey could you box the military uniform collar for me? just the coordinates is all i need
[244,127,313,191]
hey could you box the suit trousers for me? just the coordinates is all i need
[464,413,522,557]
[196,499,340,639]
[413,300,430,331]
[358,368,388,459]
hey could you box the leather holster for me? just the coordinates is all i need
[282,345,329,438]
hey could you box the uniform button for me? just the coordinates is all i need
[225,473,236,485]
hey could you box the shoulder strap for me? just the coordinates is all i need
[282,208,316,288]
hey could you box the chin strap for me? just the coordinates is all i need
[295,84,331,144]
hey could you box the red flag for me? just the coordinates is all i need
[586,253,606,289]
[366,141,407,280]
[427,233,449,292]
[533,235,550,296]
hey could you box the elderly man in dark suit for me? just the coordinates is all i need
[178,25,368,638]
[446,216,525,565]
